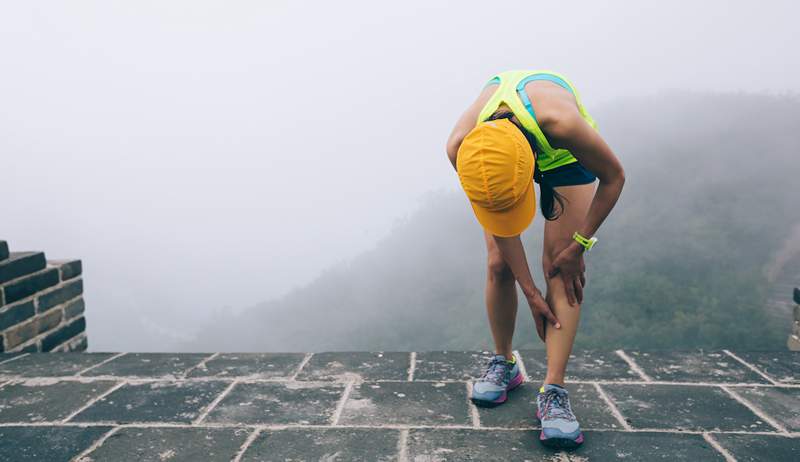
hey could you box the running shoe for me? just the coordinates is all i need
[536,384,584,448]
[470,354,524,407]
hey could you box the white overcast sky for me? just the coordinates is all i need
[2,1,798,348]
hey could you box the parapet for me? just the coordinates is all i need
[0,239,86,353]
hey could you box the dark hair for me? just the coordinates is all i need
[484,111,565,220]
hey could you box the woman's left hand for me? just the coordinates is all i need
[547,241,586,306]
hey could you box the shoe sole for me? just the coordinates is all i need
[470,372,524,408]
[539,433,584,449]
[535,410,584,448]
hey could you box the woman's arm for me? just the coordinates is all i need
[537,94,626,305]
[542,99,625,239]
[445,84,499,170]
[493,234,561,341]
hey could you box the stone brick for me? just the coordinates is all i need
[3,308,62,350]
[36,279,83,312]
[63,297,85,320]
[0,426,113,462]
[84,427,249,462]
[0,241,8,261]
[0,380,117,422]
[0,352,115,377]
[243,429,400,462]
[714,434,800,461]
[1,268,59,305]
[0,300,35,331]
[0,252,46,285]
[297,351,409,381]
[82,353,211,378]
[625,350,769,384]
[41,316,84,352]
[49,259,82,281]
[734,351,800,384]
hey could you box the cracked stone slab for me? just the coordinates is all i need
[338,381,471,426]
[734,386,800,431]
[186,353,305,379]
[407,429,725,461]
[82,426,251,462]
[604,384,774,431]
[0,379,117,423]
[241,428,400,462]
[413,351,495,381]
[625,351,770,383]
[296,351,409,382]
[0,353,116,378]
[69,380,229,423]
[714,434,800,461]
[477,382,623,429]
[520,349,640,382]
[204,382,344,425]
[732,351,800,384]
[80,353,211,378]
[0,425,112,462]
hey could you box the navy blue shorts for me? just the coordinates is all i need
[535,162,597,187]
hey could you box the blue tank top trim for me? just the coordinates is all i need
[515,73,574,122]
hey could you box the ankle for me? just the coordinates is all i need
[543,375,565,387]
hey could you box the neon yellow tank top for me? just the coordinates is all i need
[476,70,597,172]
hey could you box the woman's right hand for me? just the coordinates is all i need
[527,289,560,341]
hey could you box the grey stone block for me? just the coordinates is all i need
[0,379,117,422]
[3,308,63,350]
[81,353,211,378]
[477,382,623,430]
[0,425,112,462]
[0,300,35,331]
[0,352,116,377]
[714,433,800,462]
[36,279,82,312]
[0,252,46,285]
[604,384,773,431]
[49,259,82,281]
[187,352,305,379]
[407,429,725,461]
[70,380,229,423]
[520,349,642,381]
[63,297,85,320]
[243,428,401,462]
[204,382,345,425]
[297,351,410,381]
[41,316,84,352]
[0,241,8,261]
[734,351,800,384]
[734,387,800,432]
[338,381,471,426]
[625,350,770,383]
[1,268,59,305]
[84,426,250,462]
[413,350,493,381]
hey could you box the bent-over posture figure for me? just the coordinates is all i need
[446,70,625,448]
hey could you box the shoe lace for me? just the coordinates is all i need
[481,357,509,386]
[542,389,576,422]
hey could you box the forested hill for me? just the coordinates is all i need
[180,92,800,353]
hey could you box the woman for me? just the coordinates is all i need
[446,70,625,448]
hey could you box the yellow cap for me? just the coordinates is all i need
[456,118,536,237]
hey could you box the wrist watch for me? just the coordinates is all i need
[573,232,598,252]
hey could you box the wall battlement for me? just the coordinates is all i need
[0,239,87,353]
[790,288,800,351]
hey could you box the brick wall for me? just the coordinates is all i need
[0,239,87,353]
[789,288,800,351]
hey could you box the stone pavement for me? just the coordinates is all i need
[0,350,798,461]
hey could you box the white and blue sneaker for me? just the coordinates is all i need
[536,384,584,448]
[470,354,524,407]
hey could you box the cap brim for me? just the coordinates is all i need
[470,182,536,237]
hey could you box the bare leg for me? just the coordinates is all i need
[541,183,596,386]
[483,230,518,359]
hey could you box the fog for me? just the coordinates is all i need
[2,1,798,351]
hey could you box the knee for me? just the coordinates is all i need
[487,253,514,282]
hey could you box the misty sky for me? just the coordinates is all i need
[2,1,798,350]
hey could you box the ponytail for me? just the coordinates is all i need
[484,111,566,220]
